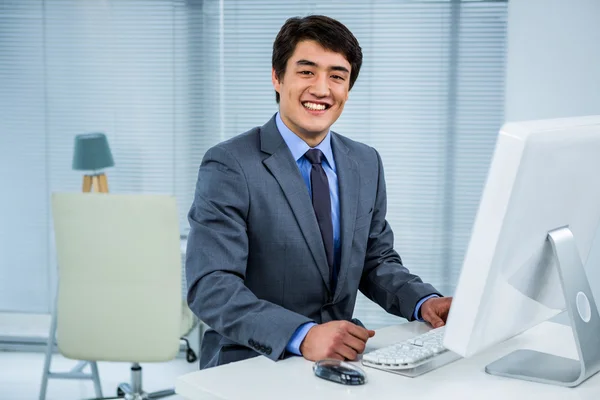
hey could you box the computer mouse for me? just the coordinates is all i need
[351,318,366,329]
[313,359,367,385]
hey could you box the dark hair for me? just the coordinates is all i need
[272,15,363,103]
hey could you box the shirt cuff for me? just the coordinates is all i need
[414,294,440,321]
[285,322,317,356]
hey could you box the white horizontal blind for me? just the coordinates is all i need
[0,0,202,312]
[43,0,197,232]
[0,1,48,312]
[0,1,507,325]
[450,0,507,288]
[198,0,507,328]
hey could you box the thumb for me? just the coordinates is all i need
[427,314,445,329]
[367,329,376,338]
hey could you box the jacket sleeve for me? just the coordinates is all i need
[185,145,312,360]
[358,149,442,320]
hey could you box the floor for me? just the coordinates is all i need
[0,350,197,400]
[0,312,199,400]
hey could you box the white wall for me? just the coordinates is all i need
[504,0,600,309]
[505,0,600,121]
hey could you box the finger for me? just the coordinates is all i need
[440,307,450,322]
[343,332,367,354]
[440,313,448,323]
[335,344,358,361]
[441,299,452,321]
[326,352,344,361]
[346,323,370,342]
[423,309,445,328]
[367,329,375,338]
[432,299,450,323]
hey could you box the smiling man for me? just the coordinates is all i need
[186,15,452,369]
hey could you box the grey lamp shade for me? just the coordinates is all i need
[72,133,115,171]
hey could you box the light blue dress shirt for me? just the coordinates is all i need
[275,113,438,356]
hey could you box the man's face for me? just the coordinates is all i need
[273,40,351,141]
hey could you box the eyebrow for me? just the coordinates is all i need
[296,59,350,74]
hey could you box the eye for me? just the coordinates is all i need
[299,70,313,75]
[331,74,345,81]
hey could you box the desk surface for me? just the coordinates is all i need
[176,321,600,400]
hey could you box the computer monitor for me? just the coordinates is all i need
[443,115,600,387]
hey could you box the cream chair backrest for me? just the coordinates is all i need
[51,193,182,362]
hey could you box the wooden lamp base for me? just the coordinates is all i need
[82,173,109,193]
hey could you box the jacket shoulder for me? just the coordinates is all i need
[332,132,379,161]
[203,126,262,163]
[216,126,261,152]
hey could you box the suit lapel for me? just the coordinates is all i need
[331,134,359,302]
[260,116,332,292]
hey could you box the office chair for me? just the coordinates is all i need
[48,193,184,399]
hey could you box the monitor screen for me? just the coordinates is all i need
[444,115,600,359]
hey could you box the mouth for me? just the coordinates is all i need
[302,101,331,114]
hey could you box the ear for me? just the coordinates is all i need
[272,68,281,92]
[345,75,351,101]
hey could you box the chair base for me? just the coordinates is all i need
[89,363,175,400]
[117,384,175,400]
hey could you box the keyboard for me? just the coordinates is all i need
[361,326,460,373]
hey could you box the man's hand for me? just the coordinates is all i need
[421,296,452,328]
[299,320,375,361]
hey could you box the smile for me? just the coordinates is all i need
[302,101,330,111]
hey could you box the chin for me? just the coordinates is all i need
[302,125,330,137]
[298,119,332,134]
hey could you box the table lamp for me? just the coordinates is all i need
[72,132,114,193]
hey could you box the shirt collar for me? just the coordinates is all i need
[275,112,334,168]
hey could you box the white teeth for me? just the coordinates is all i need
[303,102,327,111]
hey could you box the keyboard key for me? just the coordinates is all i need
[362,326,448,370]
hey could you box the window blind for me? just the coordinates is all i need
[0,0,201,312]
[198,0,508,328]
[0,1,507,327]
[0,1,47,312]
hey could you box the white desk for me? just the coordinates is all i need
[176,321,600,400]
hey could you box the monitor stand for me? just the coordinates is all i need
[485,227,600,387]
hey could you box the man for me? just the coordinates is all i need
[186,15,452,370]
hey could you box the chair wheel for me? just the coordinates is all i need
[186,348,198,363]
[117,387,125,397]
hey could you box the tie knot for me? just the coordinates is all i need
[305,148,325,165]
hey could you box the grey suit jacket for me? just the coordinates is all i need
[186,115,441,369]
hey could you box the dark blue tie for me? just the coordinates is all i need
[304,149,336,291]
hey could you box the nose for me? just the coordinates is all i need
[309,73,329,97]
